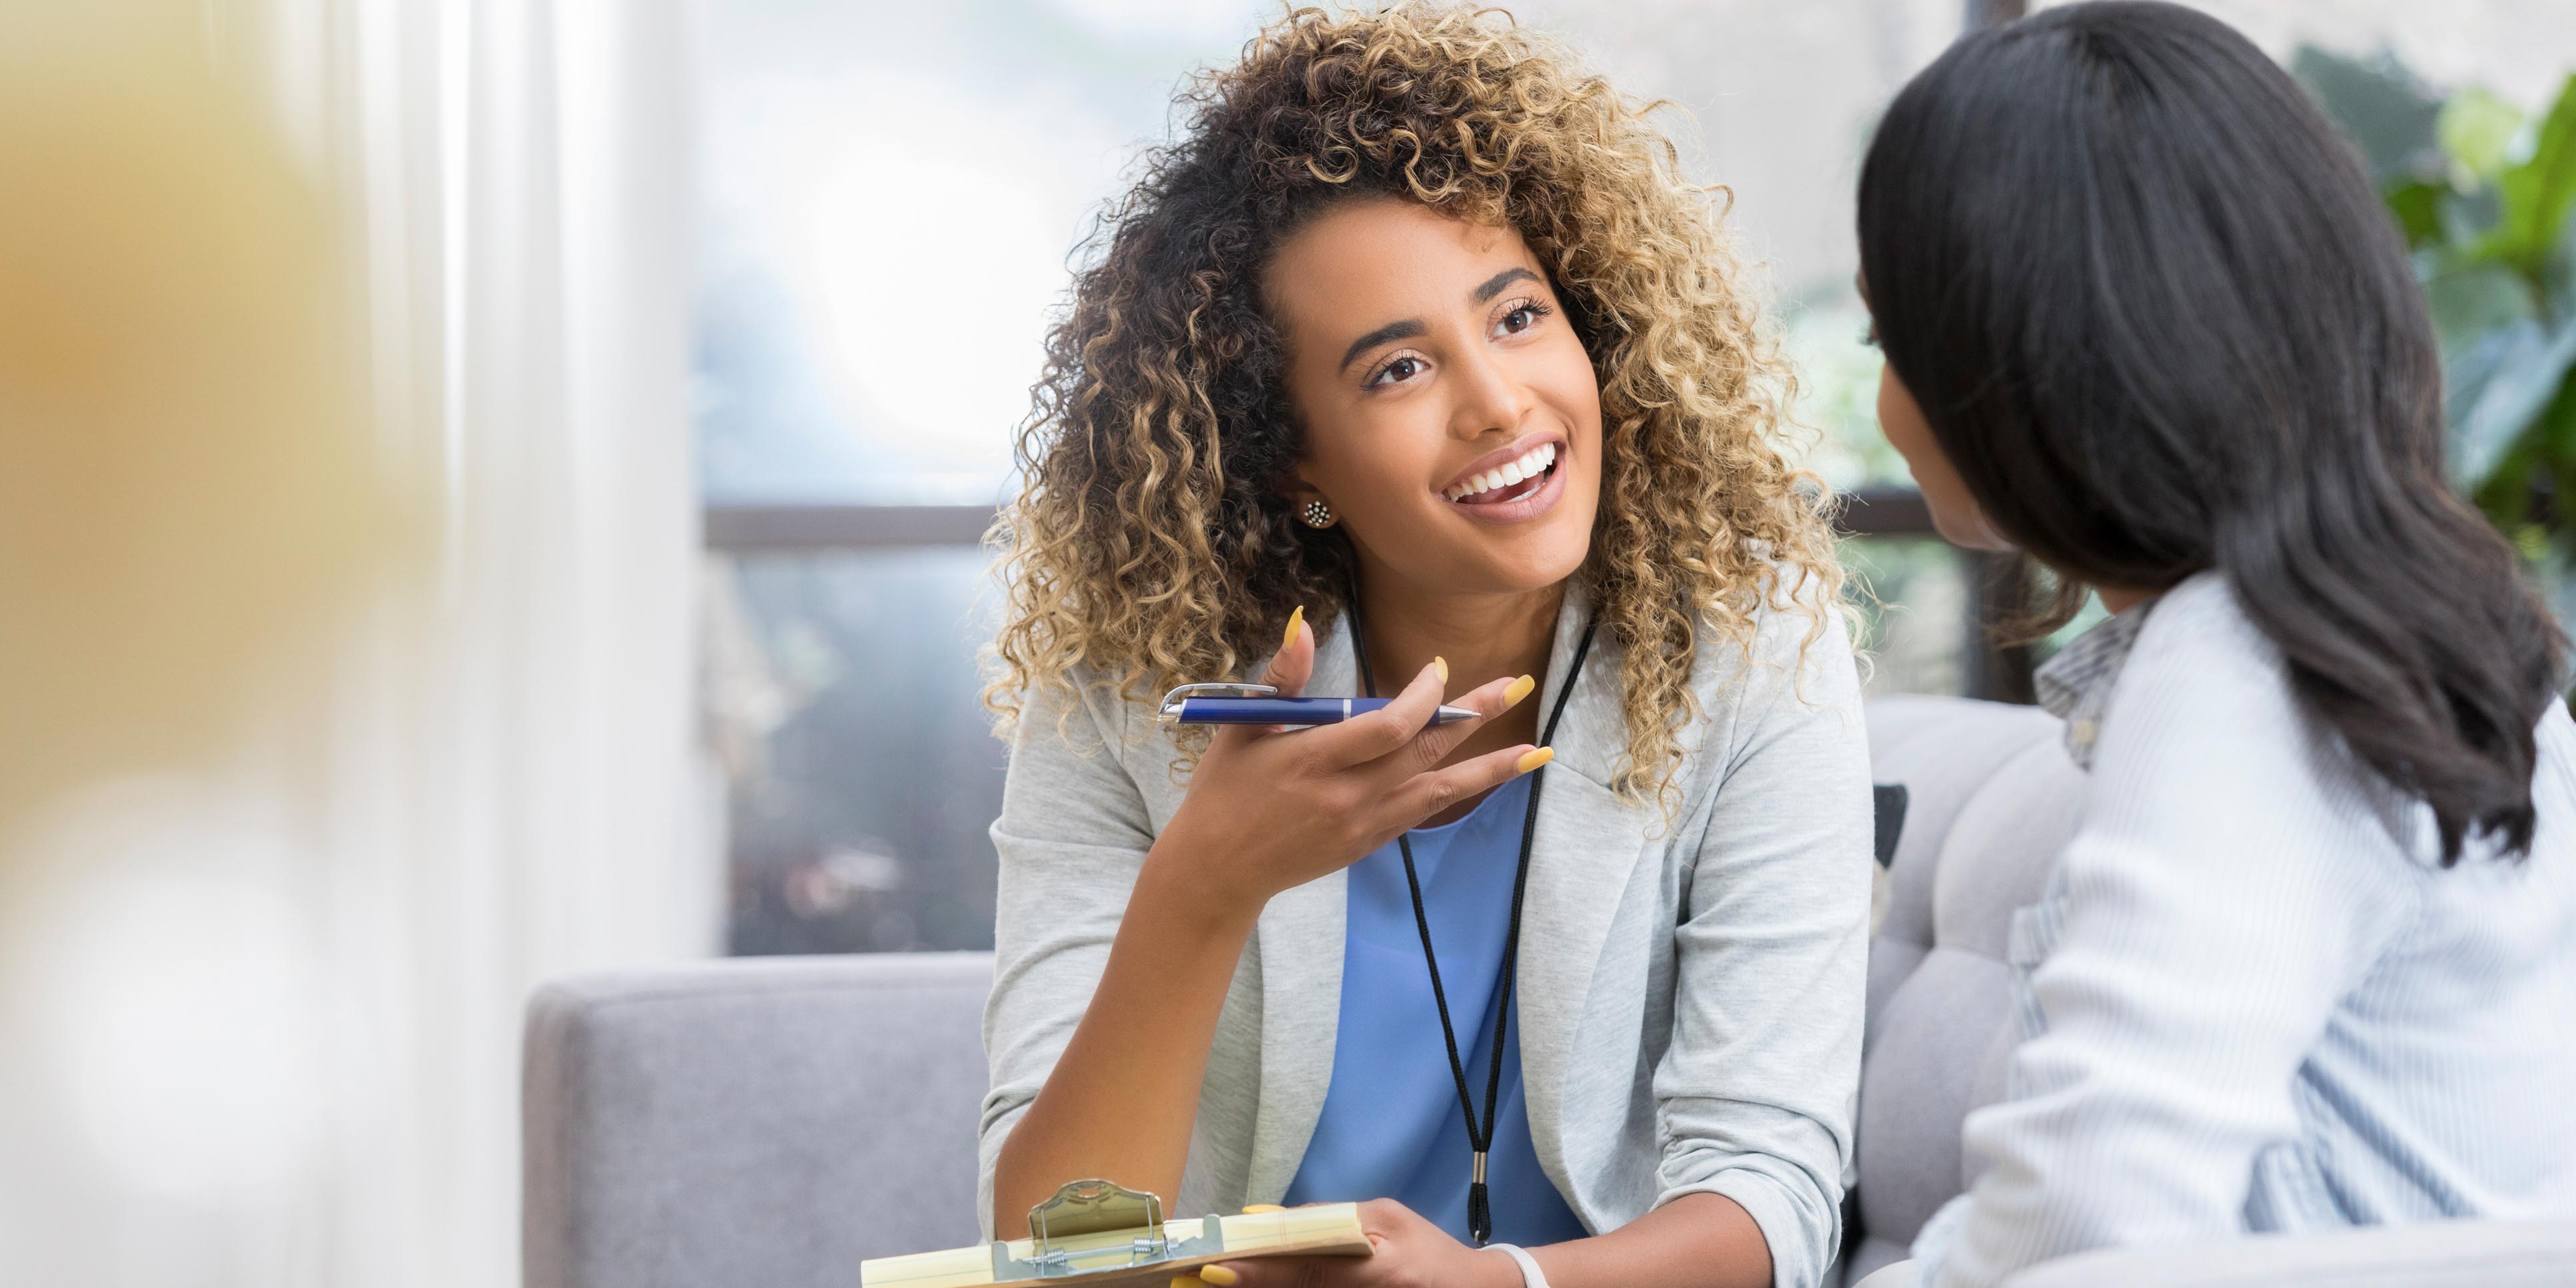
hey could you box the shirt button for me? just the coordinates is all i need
[2071,717,2098,745]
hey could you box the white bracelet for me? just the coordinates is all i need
[1485,1243,1551,1288]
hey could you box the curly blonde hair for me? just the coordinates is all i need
[984,3,1841,801]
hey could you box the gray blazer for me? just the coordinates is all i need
[980,585,1874,1288]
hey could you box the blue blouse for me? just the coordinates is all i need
[1282,773,1589,1245]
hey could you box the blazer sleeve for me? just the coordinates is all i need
[977,679,1160,1236]
[1655,597,1876,1288]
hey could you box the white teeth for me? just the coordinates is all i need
[1445,442,1559,501]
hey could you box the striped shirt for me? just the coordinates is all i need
[1910,572,2576,1288]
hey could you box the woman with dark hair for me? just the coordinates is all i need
[979,7,1872,1287]
[1851,3,2576,1285]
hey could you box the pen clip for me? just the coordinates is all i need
[1156,682,1278,723]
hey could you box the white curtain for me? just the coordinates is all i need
[0,3,711,1285]
[299,3,713,1283]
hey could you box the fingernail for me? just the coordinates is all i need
[1281,605,1305,653]
[1503,675,1535,707]
[1515,746,1554,774]
[1199,1267,1241,1286]
[1169,1276,1203,1287]
[1433,655,1449,684]
[1240,1203,1287,1214]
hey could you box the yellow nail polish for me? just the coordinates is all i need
[1515,746,1554,774]
[1281,605,1304,653]
[1169,1276,1201,1288]
[1503,674,1535,707]
[1240,1203,1287,1214]
[1433,655,1449,684]
[1198,1267,1241,1286]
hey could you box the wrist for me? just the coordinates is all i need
[1480,1243,1545,1288]
[1135,832,1266,937]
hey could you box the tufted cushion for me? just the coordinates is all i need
[1845,696,2087,1283]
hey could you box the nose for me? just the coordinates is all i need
[1445,341,1535,443]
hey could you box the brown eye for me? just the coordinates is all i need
[1370,355,1426,387]
[1493,299,1551,339]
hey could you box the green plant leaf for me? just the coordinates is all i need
[2452,314,2576,486]
[2443,181,2509,246]
[2386,179,2449,247]
[2483,73,2576,285]
[2540,370,2576,564]
[2543,216,2576,321]
[2294,45,2445,188]
[2439,86,2526,179]
[2425,257,2539,355]
[2540,349,2576,461]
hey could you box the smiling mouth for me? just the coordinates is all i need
[1443,441,1559,506]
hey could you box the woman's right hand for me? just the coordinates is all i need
[1147,608,1545,918]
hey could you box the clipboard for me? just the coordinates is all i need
[859,1179,1372,1287]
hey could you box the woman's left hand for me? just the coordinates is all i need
[1187,1199,1521,1288]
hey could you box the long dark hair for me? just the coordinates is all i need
[1858,0,2565,861]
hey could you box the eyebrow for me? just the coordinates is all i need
[1472,267,1541,304]
[1335,267,1548,373]
[1339,319,1428,373]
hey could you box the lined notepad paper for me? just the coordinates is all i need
[860,1203,1371,1288]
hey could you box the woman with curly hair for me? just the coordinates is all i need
[979,8,1870,1286]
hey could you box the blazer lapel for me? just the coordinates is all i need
[1243,616,1355,1202]
[1513,587,1663,1185]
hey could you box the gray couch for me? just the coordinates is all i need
[523,696,2575,1287]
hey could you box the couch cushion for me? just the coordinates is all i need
[1851,697,2085,1280]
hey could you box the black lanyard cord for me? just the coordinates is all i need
[1347,593,1599,1247]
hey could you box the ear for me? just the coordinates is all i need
[1277,463,1326,514]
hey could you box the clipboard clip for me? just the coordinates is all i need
[1155,683,1276,725]
[989,1179,1227,1279]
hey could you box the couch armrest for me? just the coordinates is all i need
[523,953,993,1288]
[2000,1220,2576,1288]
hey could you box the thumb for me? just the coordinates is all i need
[1258,605,1313,698]
[1209,606,1315,757]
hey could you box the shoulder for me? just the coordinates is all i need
[2091,572,2427,867]
[2129,571,2273,670]
[1680,562,1858,709]
[2058,574,2436,974]
[991,661,1192,849]
[1676,562,1865,791]
[2101,573,2299,737]
[1001,661,1164,783]
[1711,565,1859,714]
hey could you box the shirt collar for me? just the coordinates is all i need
[2033,599,2155,769]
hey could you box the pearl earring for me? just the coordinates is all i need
[1301,499,1337,529]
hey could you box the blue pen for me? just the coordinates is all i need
[1155,683,1478,726]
